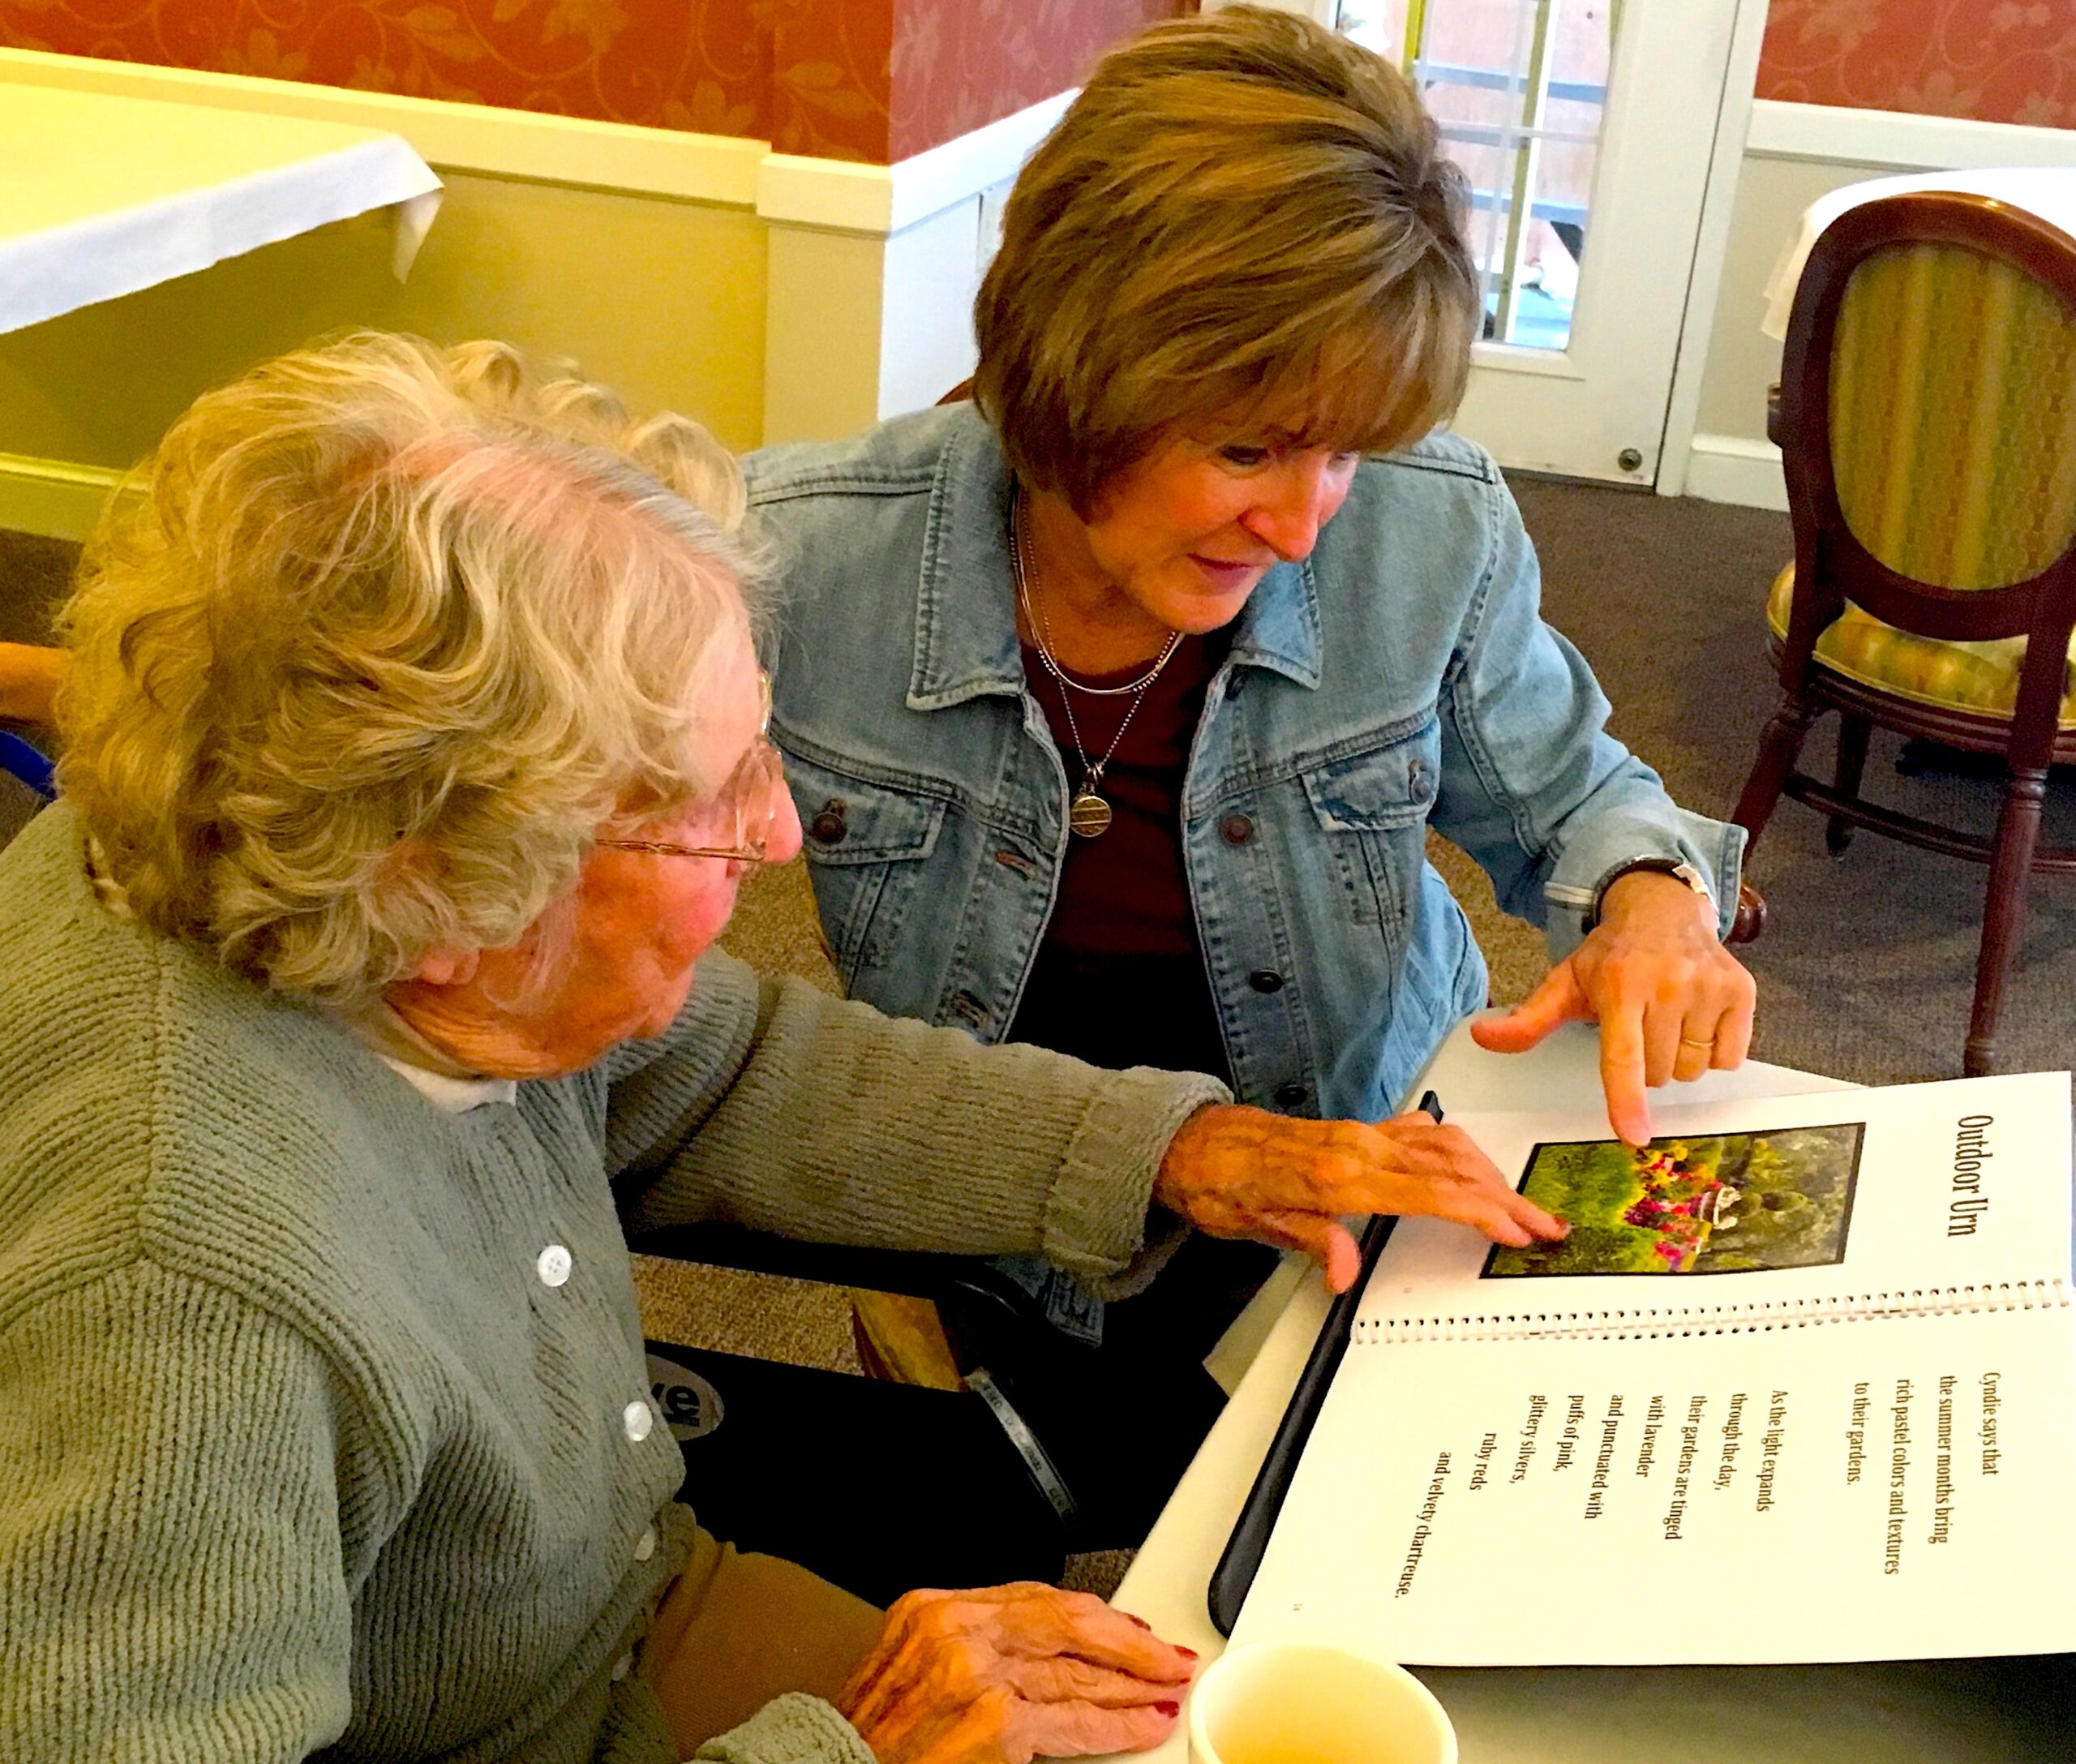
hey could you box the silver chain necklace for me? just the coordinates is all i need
[1011,487,1184,838]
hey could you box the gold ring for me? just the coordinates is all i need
[1679,1036,1713,1049]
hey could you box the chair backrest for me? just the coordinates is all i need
[1777,190,2076,766]
[1829,238,2076,590]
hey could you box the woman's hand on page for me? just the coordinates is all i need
[1154,1105,1567,1291]
[838,1584,1195,1764]
[1471,869,1757,1147]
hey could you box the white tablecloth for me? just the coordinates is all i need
[1762,166,2076,340]
[0,82,441,336]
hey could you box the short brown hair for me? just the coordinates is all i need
[973,5,1478,515]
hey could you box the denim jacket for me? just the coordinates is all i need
[747,405,1744,1124]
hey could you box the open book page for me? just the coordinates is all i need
[1235,1303,2076,1663]
[1362,1073,2071,1337]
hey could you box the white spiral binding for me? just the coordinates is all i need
[1349,1278,2071,1345]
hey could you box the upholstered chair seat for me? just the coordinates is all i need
[1763,563,2076,726]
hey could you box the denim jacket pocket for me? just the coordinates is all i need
[782,750,949,987]
[1296,719,1443,943]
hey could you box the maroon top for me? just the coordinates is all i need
[1008,633,1233,1086]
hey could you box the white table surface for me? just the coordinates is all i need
[1761,166,2076,341]
[0,81,440,335]
[1112,1022,2074,1763]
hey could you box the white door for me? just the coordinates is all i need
[1226,0,1761,486]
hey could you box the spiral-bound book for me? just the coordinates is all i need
[1234,1071,2076,1663]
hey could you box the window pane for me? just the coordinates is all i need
[1336,0,1611,352]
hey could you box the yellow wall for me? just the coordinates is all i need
[0,47,1047,539]
[0,170,767,515]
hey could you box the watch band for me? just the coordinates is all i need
[1593,857,1714,928]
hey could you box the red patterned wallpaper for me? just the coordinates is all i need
[0,0,1186,162]
[889,0,1182,160]
[1758,0,2076,128]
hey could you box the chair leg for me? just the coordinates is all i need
[1826,715,1871,856]
[1963,766,2047,1077]
[1733,693,1818,852]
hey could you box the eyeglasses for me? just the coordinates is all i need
[596,672,786,866]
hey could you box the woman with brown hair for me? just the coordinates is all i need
[747,6,1755,1543]
[0,3,1739,1564]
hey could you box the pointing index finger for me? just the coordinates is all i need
[1598,1007,1653,1148]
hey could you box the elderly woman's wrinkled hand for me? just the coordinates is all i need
[1469,869,1758,1148]
[1153,1105,1566,1291]
[837,1584,1195,1764]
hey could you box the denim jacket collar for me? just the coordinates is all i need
[1229,562,1323,689]
[907,410,1323,710]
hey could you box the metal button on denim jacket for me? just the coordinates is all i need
[746,405,1744,1124]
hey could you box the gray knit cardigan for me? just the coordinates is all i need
[0,805,1225,1762]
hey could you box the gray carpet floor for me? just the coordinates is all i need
[8,477,2073,1598]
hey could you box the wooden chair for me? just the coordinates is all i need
[1732,189,2076,1075]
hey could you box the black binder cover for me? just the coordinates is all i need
[1206,1092,1439,1634]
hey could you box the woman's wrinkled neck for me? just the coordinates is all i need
[1018,483,1176,675]
[374,979,572,1082]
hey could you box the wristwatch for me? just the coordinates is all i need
[1593,857,1713,927]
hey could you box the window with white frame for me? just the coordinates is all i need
[1334,0,1612,352]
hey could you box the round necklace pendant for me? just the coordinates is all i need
[1069,790,1114,838]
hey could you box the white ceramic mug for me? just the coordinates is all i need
[1187,1638,1457,1764]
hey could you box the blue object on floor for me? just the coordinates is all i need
[0,730,54,800]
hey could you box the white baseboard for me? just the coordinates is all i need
[1683,434,1786,513]
[1748,99,2076,172]
[0,455,129,543]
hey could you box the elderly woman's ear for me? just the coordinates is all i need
[409,946,482,987]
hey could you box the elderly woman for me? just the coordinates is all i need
[0,333,1559,1764]
[745,7,1757,1540]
